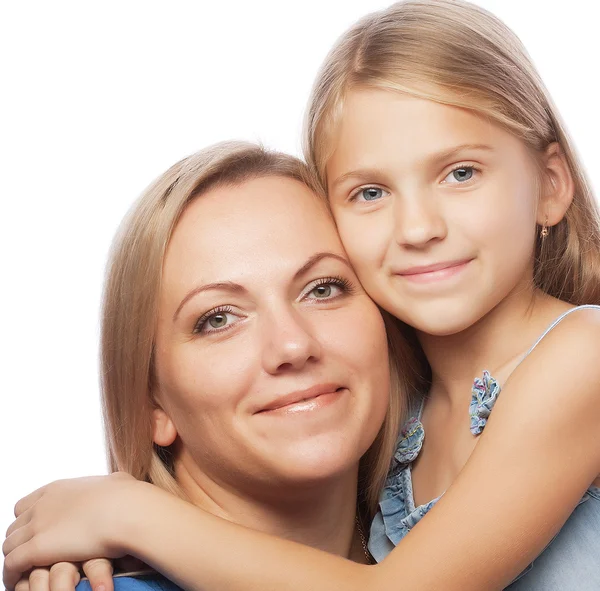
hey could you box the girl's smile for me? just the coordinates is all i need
[327,87,544,336]
[393,258,474,285]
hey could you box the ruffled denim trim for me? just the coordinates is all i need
[393,416,425,465]
[375,372,503,551]
[378,464,440,546]
[470,370,501,435]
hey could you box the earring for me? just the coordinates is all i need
[540,215,549,239]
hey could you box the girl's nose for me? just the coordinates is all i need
[393,190,447,248]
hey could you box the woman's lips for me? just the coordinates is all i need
[256,384,346,415]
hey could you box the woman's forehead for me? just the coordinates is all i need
[162,176,345,294]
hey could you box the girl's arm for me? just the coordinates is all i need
[5,310,600,591]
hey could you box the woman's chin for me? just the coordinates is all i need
[261,439,365,486]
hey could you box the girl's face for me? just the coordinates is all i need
[152,176,390,494]
[326,88,542,336]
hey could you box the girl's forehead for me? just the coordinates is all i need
[326,89,526,179]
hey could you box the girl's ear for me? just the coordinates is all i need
[152,406,178,447]
[537,142,574,227]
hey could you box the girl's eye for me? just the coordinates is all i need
[350,186,388,202]
[194,307,240,335]
[443,166,475,184]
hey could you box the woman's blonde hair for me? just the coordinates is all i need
[304,0,600,306]
[101,141,416,516]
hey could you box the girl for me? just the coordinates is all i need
[4,1,600,589]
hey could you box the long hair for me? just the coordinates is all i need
[101,141,415,515]
[304,0,600,307]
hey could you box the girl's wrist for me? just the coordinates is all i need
[108,479,161,558]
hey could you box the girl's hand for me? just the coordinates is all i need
[3,473,139,590]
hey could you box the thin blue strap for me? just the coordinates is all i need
[517,304,600,369]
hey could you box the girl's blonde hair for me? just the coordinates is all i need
[101,141,416,516]
[305,0,600,306]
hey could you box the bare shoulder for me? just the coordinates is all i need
[524,305,600,380]
[493,305,600,477]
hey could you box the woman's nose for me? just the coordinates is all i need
[260,307,321,374]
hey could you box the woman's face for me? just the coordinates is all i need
[152,175,390,494]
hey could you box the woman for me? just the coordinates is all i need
[2,140,414,590]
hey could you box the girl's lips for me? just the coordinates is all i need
[395,259,473,283]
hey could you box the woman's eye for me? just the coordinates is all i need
[303,277,353,302]
[208,313,231,329]
[443,166,475,184]
[352,187,387,202]
[195,308,239,334]
[311,284,335,298]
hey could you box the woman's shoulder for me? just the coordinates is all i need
[77,575,183,591]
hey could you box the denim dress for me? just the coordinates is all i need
[369,305,600,588]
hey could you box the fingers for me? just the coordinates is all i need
[28,568,50,591]
[6,511,32,539]
[3,538,38,591]
[3,523,33,561]
[15,577,31,591]
[82,559,113,591]
[49,563,81,591]
[15,488,46,518]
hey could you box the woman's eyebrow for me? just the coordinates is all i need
[174,253,350,322]
[174,282,248,321]
[293,252,352,281]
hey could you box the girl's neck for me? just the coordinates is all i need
[418,287,570,405]
[174,456,361,561]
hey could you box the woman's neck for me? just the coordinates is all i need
[418,287,569,405]
[174,456,361,561]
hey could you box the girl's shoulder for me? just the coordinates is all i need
[512,304,600,380]
[493,304,600,464]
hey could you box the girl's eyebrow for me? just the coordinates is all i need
[330,143,494,191]
[427,143,495,166]
[330,168,387,192]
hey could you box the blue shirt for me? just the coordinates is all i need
[77,575,182,591]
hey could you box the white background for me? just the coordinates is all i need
[1,0,599,564]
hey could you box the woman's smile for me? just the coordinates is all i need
[255,383,347,415]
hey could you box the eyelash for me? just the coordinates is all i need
[443,163,479,184]
[193,276,354,336]
[301,275,355,300]
[346,163,480,201]
[347,185,388,203]
[193,305,237,335]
